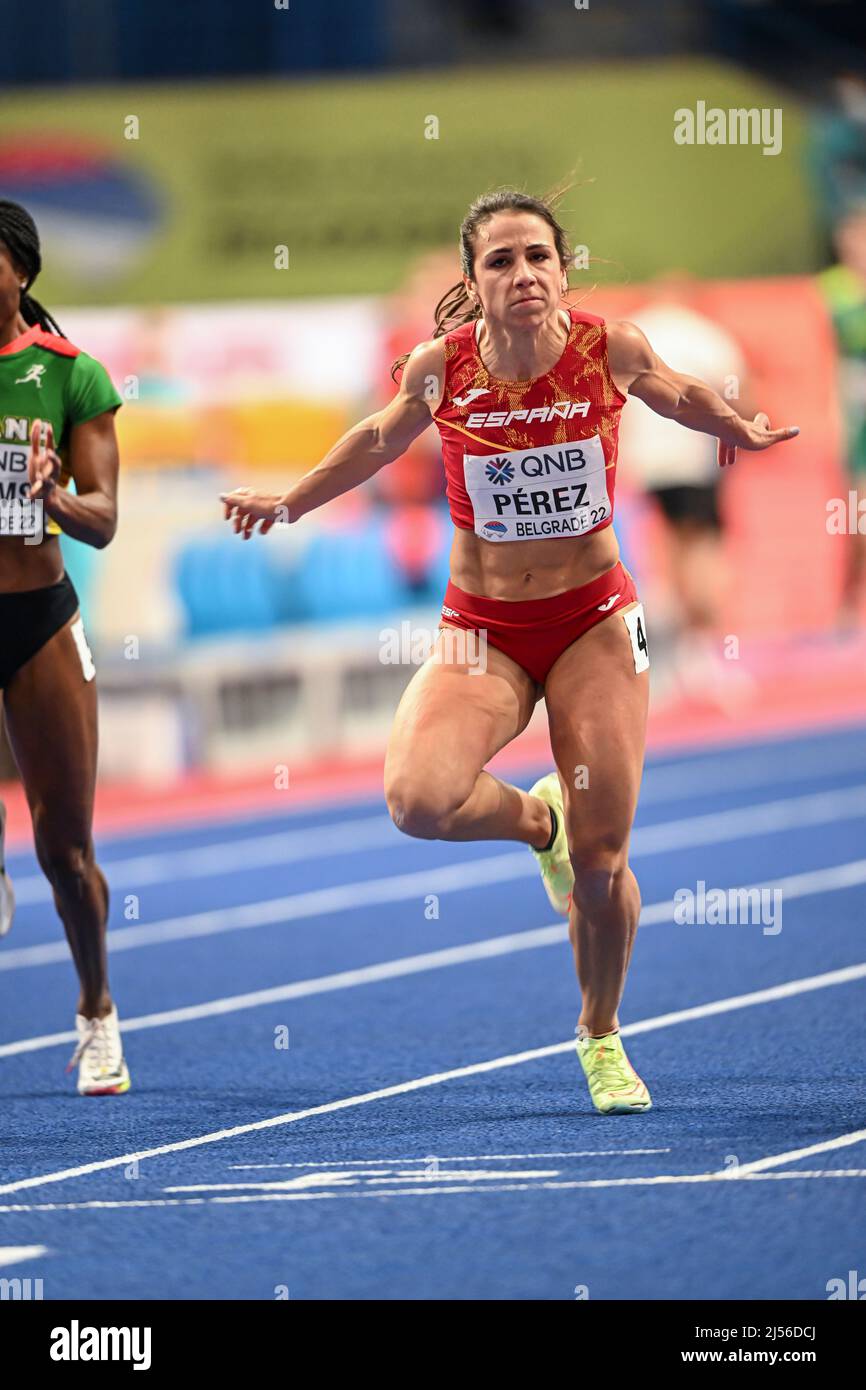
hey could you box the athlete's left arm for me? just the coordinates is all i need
[30,412,119,548]
[607,320,799,467]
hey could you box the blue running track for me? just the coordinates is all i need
[0,722,865,1300]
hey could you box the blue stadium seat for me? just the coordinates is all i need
[173,536,283,637]
[293,523,403,623]
[173,512,453,639]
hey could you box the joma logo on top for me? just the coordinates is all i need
[467,401,591,428]
[674,101,783,156]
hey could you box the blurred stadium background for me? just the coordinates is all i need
[2,0,865,821]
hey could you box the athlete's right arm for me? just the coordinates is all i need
[221,339,444,539]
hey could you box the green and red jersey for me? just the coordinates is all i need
[0,324,121,536]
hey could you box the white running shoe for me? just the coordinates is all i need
[0,800,15,939]
[67,1005,131,1096]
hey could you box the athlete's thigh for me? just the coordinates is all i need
[386,625,539,793]
[3,612,99,839]
[544,605,649,848]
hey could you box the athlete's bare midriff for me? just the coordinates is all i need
[449,522,620,601]
[0,535,64,593]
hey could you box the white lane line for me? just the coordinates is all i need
[631,785,866,855]
[2,1168,865,1214]
[0,852,535,970]
[10,783,866,907]
[9,814,399,906]
[164,1169,564,1192]
[724,1128,866,1177]
[6,723,866,886]
[4,826,866,974]
[196,1168,866,1197]
[7,724,865,873]
[3,846,866,1060]
[0,961,862,1198]
[168,1131,866,1192]
[157,1131,866,1193]
[2,859,866,1056]
[0,925,567,1056]
[637,730,866,805]
[0,1244,48,1267]
[227,1148,672,1169]
[620,962,866,1036]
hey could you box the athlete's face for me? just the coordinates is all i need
[466,213,568,328]
[0,243,24,327]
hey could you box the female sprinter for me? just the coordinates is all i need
[0,201,129,1095]
[221,189,798,1114]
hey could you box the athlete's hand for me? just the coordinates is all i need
[28,419,62,500]
[220,488,286,540]
[718,413,799,468]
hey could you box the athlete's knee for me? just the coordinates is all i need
[34,824,95,897]
[568,837,630,908]
[385,775,468,840]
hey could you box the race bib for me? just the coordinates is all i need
[0,443,39,537]
[622,603,650,674]
[464,436,611,542]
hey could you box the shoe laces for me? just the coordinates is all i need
[586,1040,633,1093]
[66,1015,113,1074]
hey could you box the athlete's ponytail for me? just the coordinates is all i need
[0,200,66,338]
[390,182,576,382]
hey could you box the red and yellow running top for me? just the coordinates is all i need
[432,306,626,544]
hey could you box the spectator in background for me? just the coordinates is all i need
[819,206,866,628]
[617,274,753,701]
[371,249,453,596]
[807,73,866,254]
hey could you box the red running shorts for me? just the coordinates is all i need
[440,560,641,685]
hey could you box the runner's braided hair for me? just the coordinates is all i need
[390,183,575,381]
[0,200,66,337]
